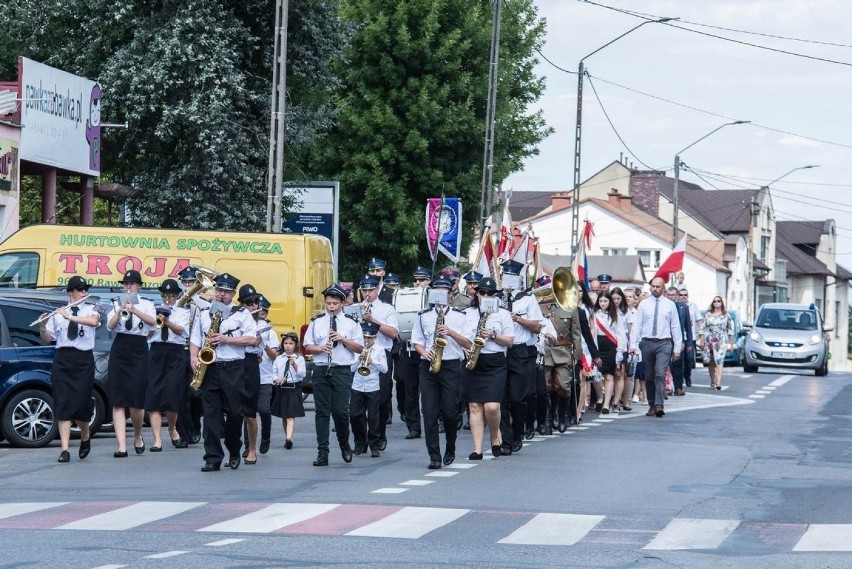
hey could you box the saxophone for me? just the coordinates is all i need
[190,311,222,390]
[429,307,448,374]
[465,308,493,370]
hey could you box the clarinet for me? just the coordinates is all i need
[326,313,337,378]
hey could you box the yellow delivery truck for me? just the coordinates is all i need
[0,224,334,334]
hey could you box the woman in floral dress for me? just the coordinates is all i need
[698,296,734,390]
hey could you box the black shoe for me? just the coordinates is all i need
[371,449,380,458]
[113,450,128,458]
[79,439,91,460]
[595,403,603,412]
[686,379,692,387]
[557,419,567,433]
[259,439,270,454]
[377,438,387,451]
[201,462,220,472]
[313,452,329,466]
[537,424,546,435]
[175,440,189,448]
[285,439,293,449]
[191,431,201,444]
[428,458,442,469]
[244,458,257,465]
[134,440,145,454]
[405,431,421,440]
[341,446,353,463]
[171,437,182,448]
[443,452,455,466]
[655,407,666,417]
[468,452,483,460]
[524,429,535,440]
[353,444,366,456]
[501,444,513,456]
[491,445,501,457]
[511,441,523,453]
[150,445,162,453]
[58,450,70,463]
[242,449,249,458]
[227,457,241,469]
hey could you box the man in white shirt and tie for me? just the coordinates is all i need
[629,277,683,417]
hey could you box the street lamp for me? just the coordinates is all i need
[762,164,818,189]
[672,120,749,246]
[570,16,676,262]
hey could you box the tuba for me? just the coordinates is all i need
[190,310,222,390]
[465,307,494,370]
[429,307,448,374]
[533,266,580,310]
[177,265,219,308]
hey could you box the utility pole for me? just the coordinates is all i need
[479,0,502,235]
[266,0,289,233]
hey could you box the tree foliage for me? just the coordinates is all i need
[315,0,550,278]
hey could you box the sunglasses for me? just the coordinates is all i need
[72,286,87,292]
[713,299,723,303]
[477,290,498,297]
[244,299,259,305]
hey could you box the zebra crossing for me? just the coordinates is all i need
[0,501,845,551]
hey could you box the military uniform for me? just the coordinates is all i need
[542,304,582,431]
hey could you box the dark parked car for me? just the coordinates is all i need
[0,296,113,447]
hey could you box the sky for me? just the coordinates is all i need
[505,0,852,271]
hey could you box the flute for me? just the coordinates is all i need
[31,296,90,326]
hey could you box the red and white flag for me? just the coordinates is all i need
[654,235,688,282]
[571,219,594,288]
[473,226,498,281]
[511,224,532,265]
[497,199,513,259]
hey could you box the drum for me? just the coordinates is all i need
[394,287,427,342]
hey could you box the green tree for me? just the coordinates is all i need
[316,0,550,278]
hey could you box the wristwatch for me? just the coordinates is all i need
[490,330,496,340]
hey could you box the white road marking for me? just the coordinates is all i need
[755,390,772,394]
[740,374,753,379]
[198,503,338,533]
[91,565,128,569]
[346,506,469,539]
[763,386,777,390]
[749,394,766,399]
[371,488,408,494]
[445,463,478,469]
[499,513,604,545]
[424,471,459,477]
[0,502,67,520]
[768,374,796,387]
[399,480,434,486]
[205,538,245,546]
[593,418,615,423]
[644,518,739,550]
[793,524,852,551]
[145,551,189,559]
[56,502,204,531]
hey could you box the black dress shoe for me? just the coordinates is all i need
[428,458,442,469]
[171,437,181,448]
[113,450,128,458]
[377,438,387,451]
[443,452,455,466]
[58,450,70,463]
[150,446,162,453]
[244,458,257,465]
[200,463,220,472]
[134,440,145,454]
[341,446,353,463]
[227,457,241,469]
[175,440,189,449]
[468,452,483,460]
[536,425,546,435]
[501,444,513,456]
[595,403,603,412]
[259,439,270,454]
[524,429,535,440]
[511,441,523,453]
[313,452,329,466]
[191,431,201,444]
[371,449,380,458]
[353,444,365,456]
[285,439,293,449]
[405,431,421,440]
[491,445,501,457]
[655,407,666,417]
[79,439,91,460]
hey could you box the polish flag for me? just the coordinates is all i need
[654,235,688,282]
[497,201,513,259]
[511,225,532,265]
[571,220,593,288]
[474,228,498,280]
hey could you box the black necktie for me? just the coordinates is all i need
[160,320,169,342]
[67,307,79,340]
[124,312,133,331]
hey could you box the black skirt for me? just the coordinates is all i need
[463,352,507,403]
[107,334,149,408]
[52,347,95,422]
[270,382,305,418]
[145,343,188,412]
[597,335,617,374]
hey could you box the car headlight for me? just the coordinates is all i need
[810,334,822,345]
[749,331,762,343]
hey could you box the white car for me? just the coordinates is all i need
[743,303,831,376]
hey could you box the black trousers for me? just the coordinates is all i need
[393,347,405,416]
[526,361,547,429]
[378,349,394,440]
[670,347,685,390]
[350,389,380,450]
[201,360,244,465]
[419,359,461,460]
[312,365,352,454]
[400,347,422,434]
[176,364,200,441]
[500,344,535,445]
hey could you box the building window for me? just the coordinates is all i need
[760,235,771,262]
[602,248,627,256]
[636,249,661,269]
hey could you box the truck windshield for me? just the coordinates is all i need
[757,308,818,331]
[0,252,39,288]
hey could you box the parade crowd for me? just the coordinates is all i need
[39,260,736,471]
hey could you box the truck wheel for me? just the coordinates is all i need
[1,389,58,448]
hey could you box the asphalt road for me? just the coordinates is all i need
[1,366,851,568]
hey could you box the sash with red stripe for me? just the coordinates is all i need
[595,313,618,346]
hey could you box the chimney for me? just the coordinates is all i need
[629,171,662,217]
[607,189,620,207]
[551,192,571,212]
[619,194,633,212]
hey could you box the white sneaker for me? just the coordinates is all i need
[631,395,640,403]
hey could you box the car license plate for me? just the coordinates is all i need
[771,351,796,359]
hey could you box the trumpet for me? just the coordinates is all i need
[156,313,167,328]
[30,295,90,326]
[357,346,372,376]
[119,307,132,322]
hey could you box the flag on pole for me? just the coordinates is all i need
[496,196,513,259]
[426,197,462,262]
[471,223,497,281]
[510,224,532,265]
[653,235,688,282]
[571,219,594,289]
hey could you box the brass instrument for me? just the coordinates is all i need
[177,264,219,308]
[533,267,579,310]
[119,305,132,322]
[30,295,90,326]
[466,308,494,370]
[429,307,448,374]
[356,346,372,376]
[156,313,167,328]
[190,311,223,390]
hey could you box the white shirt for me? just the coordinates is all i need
[191,305,258,362]
[259,327,280,385]
[246,317,269,355]
[537,319,557,356]
[350,347,387,392]
[46,303,99,351]
[150,305,190,346]
[506,292,546,346]
[465,306,514,355]
[629,295,683,354]
[687,301,702,342]
[304,312,364,366]
[412,306,474,361]
[272,353,306,384]
[362,299,398,352]
[108,298,157,337]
